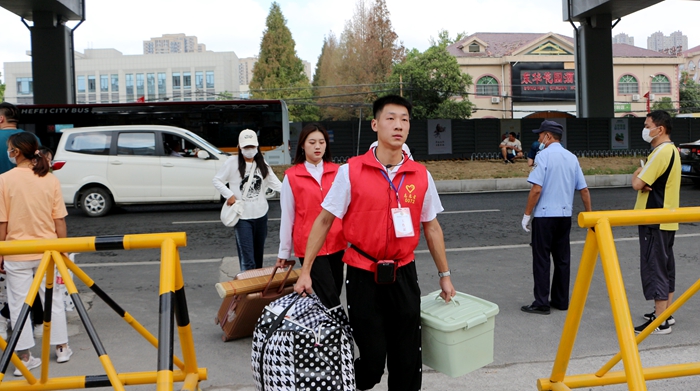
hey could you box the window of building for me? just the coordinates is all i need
[618,75,638,94]
[688,61,696,72]
[158,72,166,95]
[136,74,145,97]
[651,74,671,93]
[173,72,181,89]
[16,77,33,95]
[77,76,85,93]
[111,74,119,92]
[147,73,156,100]
[468,43,480,53]
[88,75,96,93]
[195,71,204,89]
[476,76,499,96]
[126,74,134,100]
[206,71,214,88]
[100,75,109,92]
[183,72,191,89]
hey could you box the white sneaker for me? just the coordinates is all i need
[13,355,41,376]
[0,319,7,340]
[56,346,73,363]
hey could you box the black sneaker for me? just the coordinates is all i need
[643,310,675,325]
[504,160,509,164]
[635,315,672,335]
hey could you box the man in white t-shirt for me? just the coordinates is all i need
[500,132,523,164]
[295,95,456,391]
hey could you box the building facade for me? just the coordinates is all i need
[681,44,700,83]
[613,32,634,46]
[448,32,683,119]
[647,31,688,54]
[4,48,240,104]
[143,34,206,55]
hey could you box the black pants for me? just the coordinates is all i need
[639,226,676,300]
[346,262,422,391]
[531,217,572,309]
[299,250,344,309]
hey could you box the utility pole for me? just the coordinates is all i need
[399,74,403,97]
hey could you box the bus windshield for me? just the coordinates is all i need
[17,100,291,164]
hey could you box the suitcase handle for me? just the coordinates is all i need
[261,260,295,298]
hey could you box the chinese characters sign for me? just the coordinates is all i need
[511,63,576,102]
[520,71,574,91]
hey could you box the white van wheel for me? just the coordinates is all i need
[80,187,113,217]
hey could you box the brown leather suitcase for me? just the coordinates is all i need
[215,262,297,341]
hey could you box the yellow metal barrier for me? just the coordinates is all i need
[0,233,207,390]
[538,207,700,391]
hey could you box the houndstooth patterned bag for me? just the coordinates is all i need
[251,293,355,391]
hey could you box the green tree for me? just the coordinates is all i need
[312,0,404,120]
[679,71,700,113]
[250,2,318,121]
[216,91,235,101]
[651,96,675,114]
[0,71,5,101]
[388,31,474,119]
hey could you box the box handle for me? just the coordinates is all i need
[465,314,488,329]
[434,295,461,306]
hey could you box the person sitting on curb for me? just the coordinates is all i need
[500,132,523,164]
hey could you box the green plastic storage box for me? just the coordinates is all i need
[420,290,500,378]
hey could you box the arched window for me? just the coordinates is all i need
[618,75,638,94]
[468,43,480,53]
[651,75,671,93]
[476,76,499,96]
[688,61,696,72]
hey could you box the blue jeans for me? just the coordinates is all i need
[234,214,268,271]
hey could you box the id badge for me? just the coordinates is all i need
[392,207,415,238]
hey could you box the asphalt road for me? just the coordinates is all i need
[26,184,700,390]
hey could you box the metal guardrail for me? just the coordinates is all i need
[0,233,206,390]
[539,208,700,391]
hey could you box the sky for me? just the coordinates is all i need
[1,0,700,83]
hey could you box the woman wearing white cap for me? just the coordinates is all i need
[213,129,282,271]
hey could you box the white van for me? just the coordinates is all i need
[52,125,231,217]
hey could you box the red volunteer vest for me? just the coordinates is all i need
[343,150,428,272]
[286,162,346,257]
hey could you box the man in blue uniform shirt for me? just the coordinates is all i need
[520,120,592,315]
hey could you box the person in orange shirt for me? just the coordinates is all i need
[0,132,73,376]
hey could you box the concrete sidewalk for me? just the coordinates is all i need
[434,174,632,193]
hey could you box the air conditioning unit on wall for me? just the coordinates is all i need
[649,94,656,101]
[632,94,640,101]
[491,97,500,104]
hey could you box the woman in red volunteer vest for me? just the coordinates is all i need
[276,123,346,308]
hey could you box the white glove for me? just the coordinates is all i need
[521,214,531,232]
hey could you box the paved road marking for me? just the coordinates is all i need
[76,233,700,267]
[172,218,281,224]
[440,209,500,214]
[172,210,497,224]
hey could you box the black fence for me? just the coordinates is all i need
[291,118,700,163]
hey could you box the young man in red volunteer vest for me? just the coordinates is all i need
[295,95,456,390]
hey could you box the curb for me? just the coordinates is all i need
[434,174,633,194]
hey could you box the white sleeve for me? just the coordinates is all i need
[420,171,444,222]
[277,176,295,259]
[321,164,351,219]
[213,158,236,200]
[265,164,283,192]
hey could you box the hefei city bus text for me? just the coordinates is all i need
[16,100,291,165]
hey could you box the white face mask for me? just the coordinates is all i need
[642,126,658,143]
[7,150,16,165]
[241,148,257,159]
[538,135,548,151]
